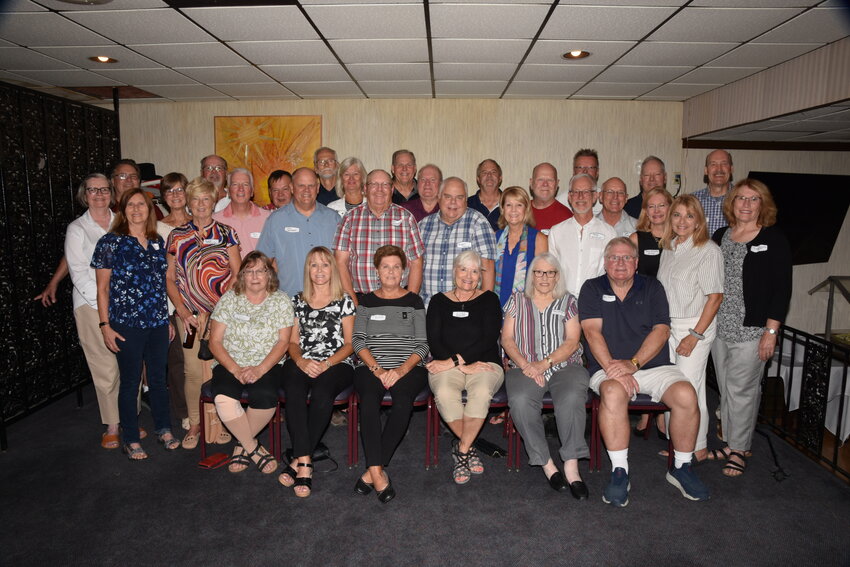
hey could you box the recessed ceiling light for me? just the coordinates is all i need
[562,50,590,60]
[89,56,118,63]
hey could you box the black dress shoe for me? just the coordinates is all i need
[354,477,373,496]
[547,471,568,492]
[568,480,589,500]
[376,474,395,503]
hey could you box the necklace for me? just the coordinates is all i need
[452,288,476,310]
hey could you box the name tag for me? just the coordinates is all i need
[234,313,250,322]
[250,232,261,239]
[392,219,402,226]
[602,294,616,302]
[751,244,768,253]
[541,229,550,236]
[203,238,219,245]
[151,243,159,250]
[453,311,469,318]
[644,249,660,256]
[457,241,472,249]
[370,314,386,321]
[284,226,300,233]
[552,309,565,316]
[589,232,605,240]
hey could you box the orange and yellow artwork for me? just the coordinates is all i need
[214,115,322,207]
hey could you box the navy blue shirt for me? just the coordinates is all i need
[91,233,168,329]
[578,273,671,374]
[467,191,501,232]
[316,185,338,206]
[624,194,643,219]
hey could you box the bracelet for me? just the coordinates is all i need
[370,364,380,373]
[547,356,554,368]
[688,328,705,340]
[630,357,641,371]
[764,327,777,335]
[325,360,332,370]
[99,321,108,328]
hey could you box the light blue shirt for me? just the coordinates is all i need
[256,202,340,296]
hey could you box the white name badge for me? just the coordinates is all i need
[151,243,159,250]
[602,294,616,302]
[644,249,660,256]
[370,314,386,321]
[589,232,605,240]
[250,232,261,239]
[552,309,565,316]
[234,313,250,322]
[457,241,472,249]
[751,244,768,253]
[203,238,219,245]
[284,226,300,233]
[453,311,469,318]
[541,229,551,236]
[392,219,402,226]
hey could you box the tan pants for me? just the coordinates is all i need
[428,362,504,422]
[176,314,212,426]
[74,305,120,425]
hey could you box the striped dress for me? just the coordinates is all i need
[352,291,429,369]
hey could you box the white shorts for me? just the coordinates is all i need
[589,365,689,403]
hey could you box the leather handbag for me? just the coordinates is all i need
[197,317,214,361]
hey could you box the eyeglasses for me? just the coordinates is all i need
[647,203,668,211]
[606,255,636,263]
[532,269,557,279]
[114,173,139,181]
[574,166,598,172]
[202,165,226,173]
[367,182,392,190]
[243,269,269,277]
[568,190,595,197]
[85,187,111,195]
[735,195,761,203]
[316,159,337,167]
[164,187,184,195]
[602,190,626,197]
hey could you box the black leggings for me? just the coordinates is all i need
[281,359,354,457]
[353,365,428,467]
[210,364,281,409]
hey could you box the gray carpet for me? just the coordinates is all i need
[1,385,849,567]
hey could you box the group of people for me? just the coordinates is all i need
[38,145,792,507]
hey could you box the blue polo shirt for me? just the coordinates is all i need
[578,273,671,374]
[467,191,500,231]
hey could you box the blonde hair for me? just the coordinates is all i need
[185,176,217,204]
[302,246,344,301]
[635,187,673,231]
[497,186,535,230]
[662,195,709,249]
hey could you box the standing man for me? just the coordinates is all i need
[390,149,418,204]
[314,147,339,206]
[334,169,424,303]
[559,149,602,215]
[467,158,503,231]
[418,177,497,306]
[212,168,270,258]
[624,156,667,218]
[200,154,229,212]
[529,162,572,233]
[693,149,734,236]
[263,169,293,211]
[579,237,709,507]
[548,174,617,297]
[257,168,340,296]
[401,164,442,222]
[597,177,637,237]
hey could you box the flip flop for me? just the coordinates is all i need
[101,432,120,450]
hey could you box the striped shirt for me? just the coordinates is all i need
[657,236,724,319]
[353,292,429,369]
[504,292,583,380]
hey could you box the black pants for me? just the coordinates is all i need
[210,364,281,409]
[281,359,354,457]
[353,365,428,467]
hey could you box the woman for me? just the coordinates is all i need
[494,186,548,308]
[166,176,241,449]
[711,179,791,477]
[426,251,504,485]
[501,253,590,500]
[352,245,429,503]
[328,157,366,217]
[208,251,293,475]
[657,195,724,463]
[280,246,356,497]
[66,174,121,448]
[91,189,178,459]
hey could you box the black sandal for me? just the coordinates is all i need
[294,462,313,498]
[228,443,252,474]
[722,451,747,477]
[245,443,277,474]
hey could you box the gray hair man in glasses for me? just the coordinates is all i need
[548,173,617,297]
[200,154,229,212]
[579,236,708,507]
[596,177,637,238]
[314,146,340,206]
[558,148,602,215]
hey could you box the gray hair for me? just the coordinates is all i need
[335,156,367,198]
[228,167,254,189]
[640,155,666,173]
[76,173,111,208]
[603,236,637,258]
[439,176,468,197]
[524,253,567,300]
[453,250,483,289]
[568,173,597,192]
[313,146,338,164]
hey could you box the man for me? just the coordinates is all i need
[212,168,270,258]
[596,177,637,237]
[467,158,502,231]
[401,164,442,222]
[624,156,667,218]
[559,149,602,215]
[693,149,733,236]
[314,147,339,206]
[390,149,418,204]
[200,154,229,212]
[257,168,340,296]
[418,177,497,306]
[334,169,424,303]
[263,169,293,211]
[529,162,572,233]
[548,174,617,297]
[579,237,709,507]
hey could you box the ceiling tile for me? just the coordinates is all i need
[787,129,850,142]
[304,4,425,39]
[435,80,508,96]
[430,4,550,39]
[763,119,843,131]
[0,69,49,86]
[32,46,161,70]
[208,83,294,98]
[301,0,419,3]
[595,65,692,83]
[65,9,214,44]
[526,40,636,65]
[732,129,818,140]
[558,0,688,5]
[572,82,656,97]
[514,63,605,82]
[708,42,823,67]
[0,13,113,46]
[133,42,246,67]
[433,39,530,64]
[433,63,516,81]
[177,66,272,84]
[8,68,122,87]
[753,8,850,44]
[643,83,721,97]
[229,41,337,65]
[636,95,689,101]
[619,42,735,66]
[0,47,74,70]
[505,81,584,97]
[649,7,805,42]
[285,81,362,97]
[183,6,317,42]
[94,68,199,85]
[141,84,229,99]
[690,1,823,7]
[0,0,47,12]
[347,63,430,81]
[542,5,678,41]
[261,64,350,83]
[570,94,635,100]
[330,39,428,64]
[360,81,432,96]
[673,66,763,83]
[41,0,167,9]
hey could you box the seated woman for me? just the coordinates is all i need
[501,252,590,499]
[352,245,429,503]
[279,246,356,497]
[208,251,294,474]
[426,251,504,485]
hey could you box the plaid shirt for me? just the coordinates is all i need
[418,208,497,306]
[333,203,425,294]
[693,186,729,236]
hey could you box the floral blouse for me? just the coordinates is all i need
[292,293,356,366]
[210,289,294,368]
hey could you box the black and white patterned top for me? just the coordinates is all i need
[716,231,762,343]
[292,292,356,366]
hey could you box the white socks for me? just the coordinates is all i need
[608,448,629,473]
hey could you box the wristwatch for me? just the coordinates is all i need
[765,328,777,335]
[630,358,641,371]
